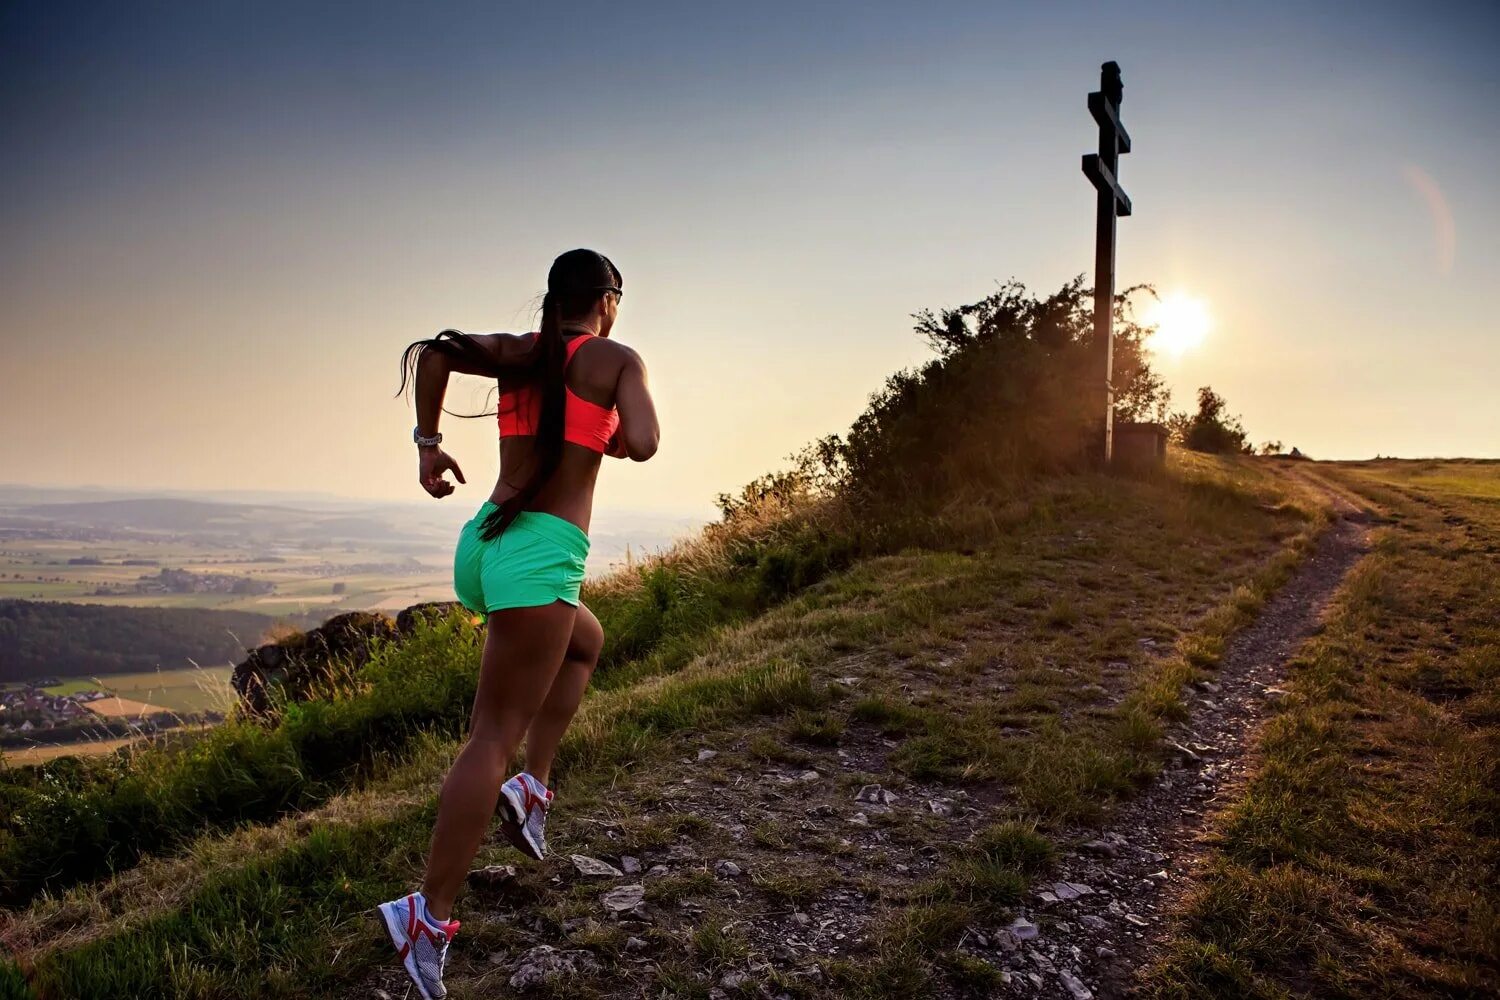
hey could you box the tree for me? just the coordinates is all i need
[1174,386,1251,455]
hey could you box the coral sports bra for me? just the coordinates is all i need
[497,333,620,453]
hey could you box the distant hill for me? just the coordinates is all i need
[5,497,439,545]
[0,600,323,681]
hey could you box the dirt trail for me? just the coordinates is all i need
[354,468,1374,1000]
[1026,469,1373,999]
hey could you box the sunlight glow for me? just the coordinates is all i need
[1144,293,1212,358]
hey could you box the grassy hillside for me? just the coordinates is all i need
[0,450,1329,998]
[1143,460,1500,999]
[12,283,1487,999]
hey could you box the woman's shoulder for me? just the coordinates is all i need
[577,335,642,368]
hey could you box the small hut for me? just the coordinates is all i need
[1113,421,1168,470]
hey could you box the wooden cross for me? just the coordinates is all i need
[1081,60,1131,464]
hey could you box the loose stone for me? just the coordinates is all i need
[1082,839,1118,857]
[601,884,646,914]
[1060,969,1094,1000]
[854,783,897,805]
[570,854,624,878]
[1006,916,1040,941]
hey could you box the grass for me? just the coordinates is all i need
[750,865,836,904]
[646,870,717,906]
[1142,460,1500,999]
[0,450,1336,998]
[691,918,749,969]
[5,645,821,998]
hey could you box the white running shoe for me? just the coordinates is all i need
[498,771,553,860]
[378,891,460,1000]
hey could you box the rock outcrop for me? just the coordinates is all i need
[231,601,466,716]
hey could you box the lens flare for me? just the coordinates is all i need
[1402,164,1455,274]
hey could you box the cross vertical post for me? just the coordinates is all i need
[1081,60,1131,465]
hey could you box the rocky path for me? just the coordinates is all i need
[354,470,1375,1000]
[999,473,1373,999]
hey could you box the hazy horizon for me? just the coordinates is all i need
[4,1,1498,513]
[0,480,718,519]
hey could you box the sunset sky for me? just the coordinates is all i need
[3,1,1496,518]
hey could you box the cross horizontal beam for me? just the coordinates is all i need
[1082,153,1132,217]
[1087,91,1131,153]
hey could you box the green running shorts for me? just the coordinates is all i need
[453,504,589,614]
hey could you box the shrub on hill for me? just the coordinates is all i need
[844,277,1165,505]
[718,277,1166,523]
[1170,386,1253,455]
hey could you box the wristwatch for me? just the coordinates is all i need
[413,426,443,448]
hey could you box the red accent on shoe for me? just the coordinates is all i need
[521,774,552,813]
[405,894,459,945]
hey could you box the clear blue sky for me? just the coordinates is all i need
[2,1,1496,514]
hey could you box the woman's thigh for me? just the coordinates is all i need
[470,601,578,736]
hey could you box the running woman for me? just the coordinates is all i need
[379,249,658,999]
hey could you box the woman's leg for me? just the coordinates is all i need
[522,602,603,787]
[419,600,576,920]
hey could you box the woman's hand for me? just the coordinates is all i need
[418,447,466,498]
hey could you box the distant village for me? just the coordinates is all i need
[0,683,105,733]
[129,567,275,596]
[71,566,278,598]
[0,681,213,744]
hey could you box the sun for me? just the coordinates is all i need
[1144,293,1212,357]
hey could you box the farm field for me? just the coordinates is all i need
[40,666,235,714]
[0,537,447,616]
[0,736,141,767]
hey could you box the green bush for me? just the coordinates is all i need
[1171,386,1252,455]
[841,278,1165,507]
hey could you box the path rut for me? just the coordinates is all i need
[1007,471,1373,999]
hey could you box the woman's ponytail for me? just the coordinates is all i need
[476,290,568,540]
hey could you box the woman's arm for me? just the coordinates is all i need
[413,344,470,498]
[610,348,660,462]
[409,332,533,495]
